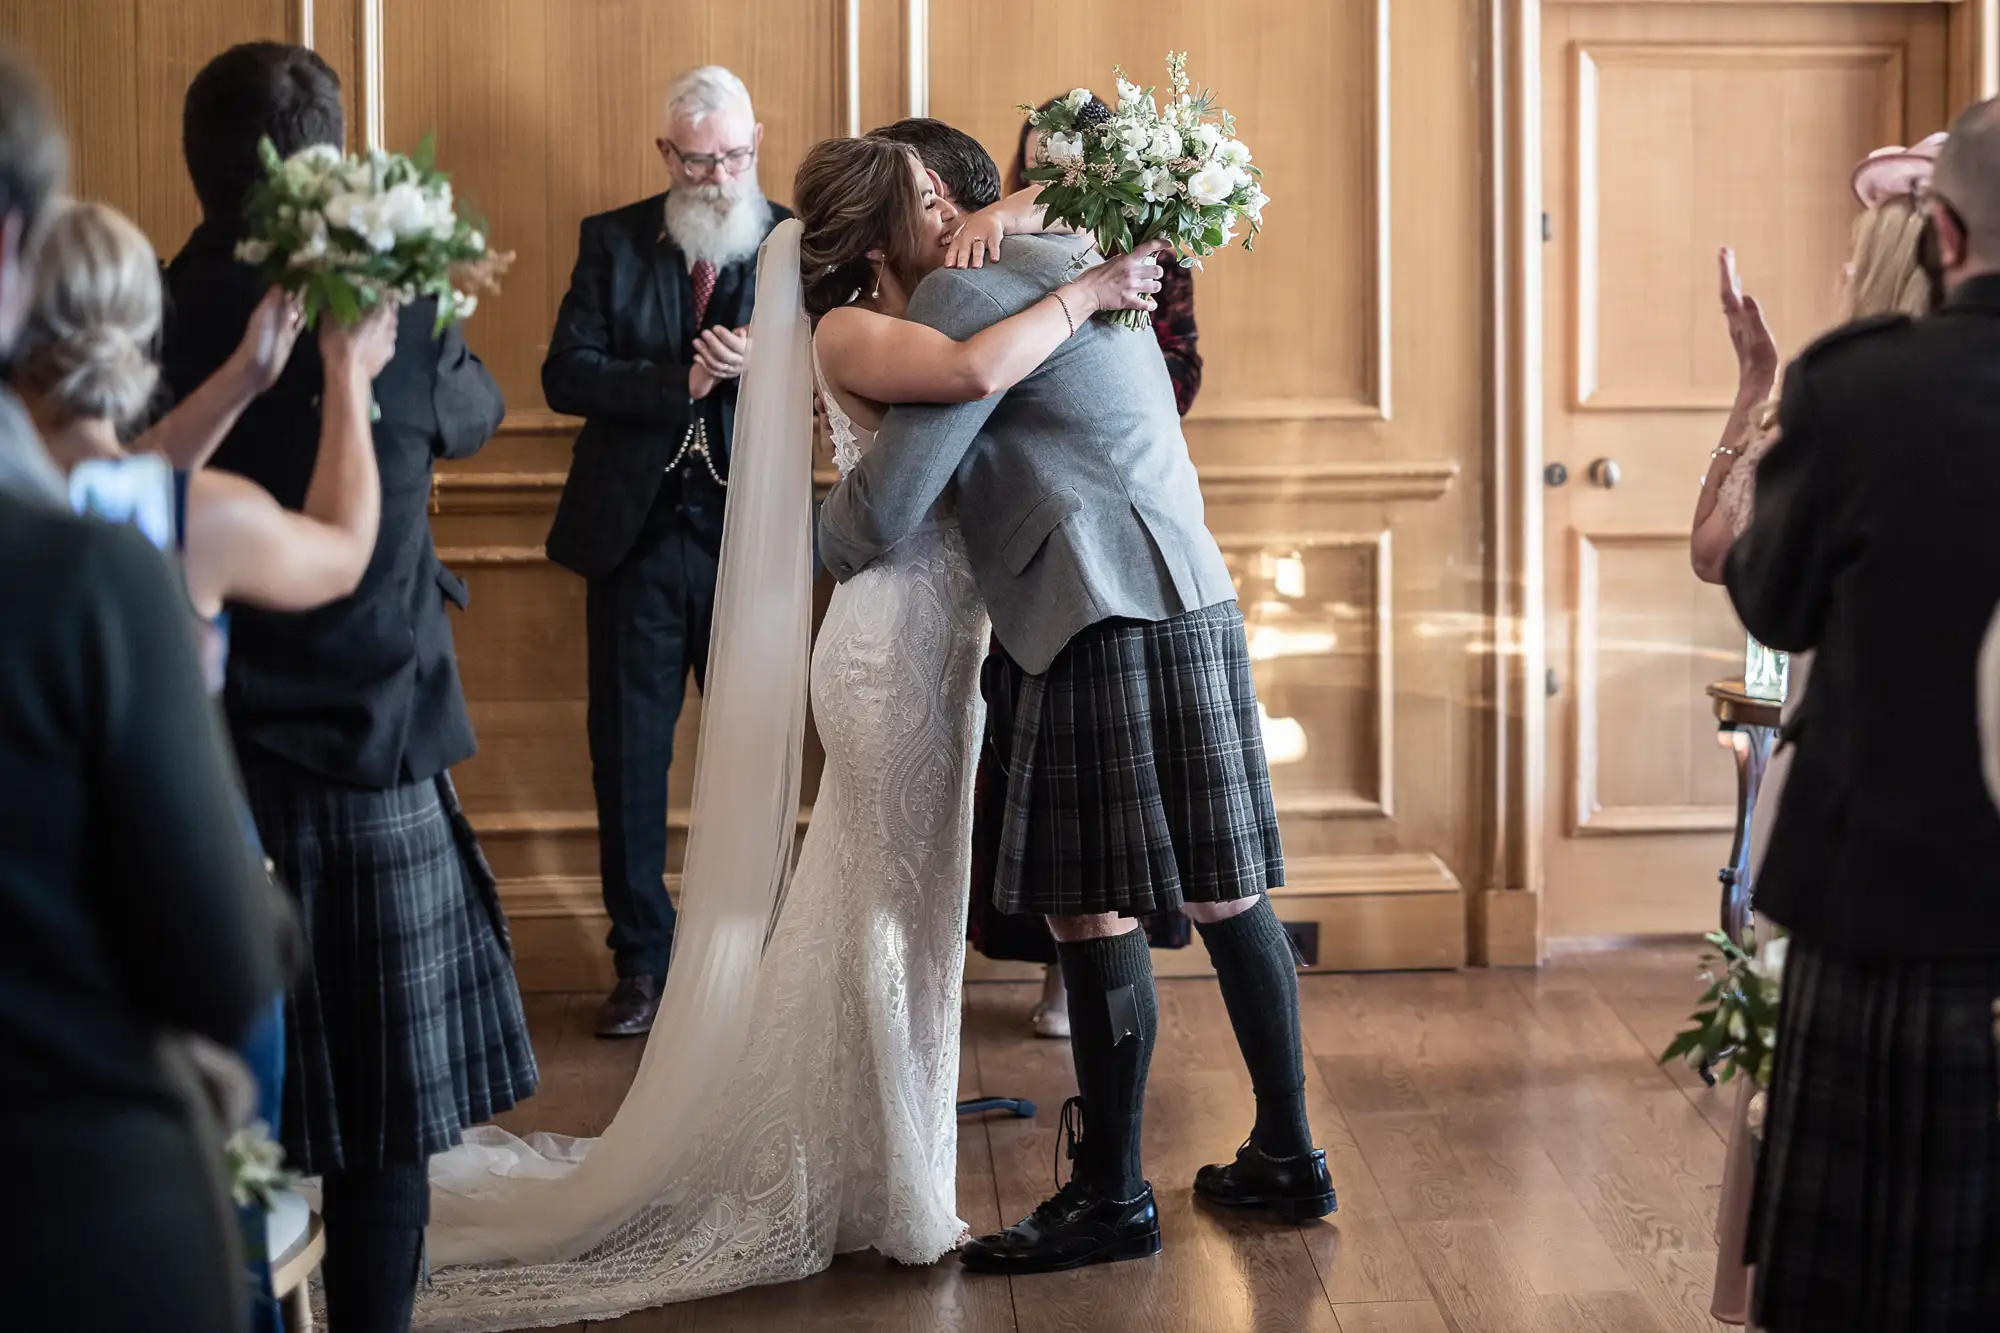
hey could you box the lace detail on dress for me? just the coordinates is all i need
[813,340,866,479]
[412,362,988,1332]
[1717,417,1781,539]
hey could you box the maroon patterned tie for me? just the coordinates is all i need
[691,260,718,326]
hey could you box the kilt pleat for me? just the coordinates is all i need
[1749,937,2000,1331]
[989,601,1283,918]
[240,759,539,1174]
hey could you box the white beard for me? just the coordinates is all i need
[664,181,772,269]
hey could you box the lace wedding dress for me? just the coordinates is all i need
[412,337,989,1330]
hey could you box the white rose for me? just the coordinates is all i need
[1190,123,1225,154]
[1065,87,1093,112]
[1219,138,1252,169]
[1186,164,1236,206]
[1116,122,1152,162]
[1042,132,1085,166]
[1147,125,1184,164]
[378,182,433,238]
[233,239,273,265]
[1116,77,1146,108]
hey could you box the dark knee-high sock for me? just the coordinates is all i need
[1196,898,1314,1159]
[1056,929,1157,1200]
[321,1162,430,1333]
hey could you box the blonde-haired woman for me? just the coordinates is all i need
[13,197,396,1333]
[1688,133,1941,1328]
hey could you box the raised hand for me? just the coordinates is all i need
[320,300,400,382]
[229,288,308,393]
[946,205,1007,270]
[1718,248,1778,399]
[1066,239,1170,315]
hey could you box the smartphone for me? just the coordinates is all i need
[69,454,175,552]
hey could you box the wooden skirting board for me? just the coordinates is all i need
[503,851,1465,994]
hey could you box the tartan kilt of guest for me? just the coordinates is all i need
[238,755,539,1175]
[1749,936,2000,1332]
[985,601,1284,918]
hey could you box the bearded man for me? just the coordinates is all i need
[543,66,791,1036]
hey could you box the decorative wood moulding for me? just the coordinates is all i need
[1198,460,1458,504]
[906,0,928,118]
[433,471,562,514]
[1275,851,1460,898]
[474,807,814,840]
[1570,41,1904,413]
[1569,529,1733,835]
[433,545,547,568]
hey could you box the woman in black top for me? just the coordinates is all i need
[0,492,289,1329]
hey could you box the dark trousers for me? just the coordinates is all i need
[586,496,719,979]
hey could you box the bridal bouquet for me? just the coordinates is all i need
[1021,51,1267,328]
[234,135,510,335]
[1660,927,1788,1134]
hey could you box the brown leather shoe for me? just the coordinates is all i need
[595,975,663,1037]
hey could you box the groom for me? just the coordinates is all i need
[821,119,1334,1274]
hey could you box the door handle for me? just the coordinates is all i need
[1544,462,1569,488]
[1588,458,1622,489]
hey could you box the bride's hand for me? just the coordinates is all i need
[1718,247,1777,400]
[946,205,1007,270]
[1061,240,1170,316]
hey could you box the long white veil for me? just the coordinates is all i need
[424,217,814,1267]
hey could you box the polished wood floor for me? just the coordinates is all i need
[488,942,1735,1333]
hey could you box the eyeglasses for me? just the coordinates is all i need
[666,142,757,178]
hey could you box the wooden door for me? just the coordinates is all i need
[1540,2,1953,938]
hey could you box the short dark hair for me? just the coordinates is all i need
[1010,94,1106,193]
[866,118,1000,211]
[183,42,343,222]
[0,46,66,237]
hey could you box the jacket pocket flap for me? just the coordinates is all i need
[1001,489,1083,575]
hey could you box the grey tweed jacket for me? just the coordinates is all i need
[815,234,1235,674]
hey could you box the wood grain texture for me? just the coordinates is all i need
[464,943,1730,1331]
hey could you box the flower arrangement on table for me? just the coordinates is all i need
[1020,51,1267,328]
[1660,927,1788,1135]
[224,1120,297,1211]
[234,134,511,336]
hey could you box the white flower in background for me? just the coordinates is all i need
[1186,163,1236,206]
[1755,935,1788,984]
[1219,138,1253,170]
[325,192,397,252]
[1727,1010,1748,1042]
[1116,122,1152,162]
[1746,1089,1768,1136]
[1065,87,1093,112]
[1147,124,1183,163]
[452,291,479,320]
[234,238,273,265]
[1138,165,1178,203]
[1243,186,1269,221]
[1116,77,1146,108]
[1043,131,1085,166]
[1190,123,1225,154]
[468,229,486,254]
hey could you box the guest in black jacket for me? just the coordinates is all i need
[159,43,535,1333]
[0,51,287,1330]
[1726,96,2000,1333]
[542,65,791,1037]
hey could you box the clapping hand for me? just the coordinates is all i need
[1719,248,1777,401]
[694,325,751,380]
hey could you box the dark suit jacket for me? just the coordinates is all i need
[1726,274,2000,959]
[161,219,507,790]
[542,193,790,579]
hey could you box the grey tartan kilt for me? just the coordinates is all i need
[984,600,1284,918]
[1749,936,2000,1331]
[239,757,539,1174]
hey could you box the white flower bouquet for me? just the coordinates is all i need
[1021,51,1266,329]
[234,135,509,335]
[223,1120,297,1211]
[1660,927,1788,1133]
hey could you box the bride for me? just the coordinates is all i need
[413,136,1163,1329]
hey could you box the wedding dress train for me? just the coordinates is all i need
[414,227,989,1326]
